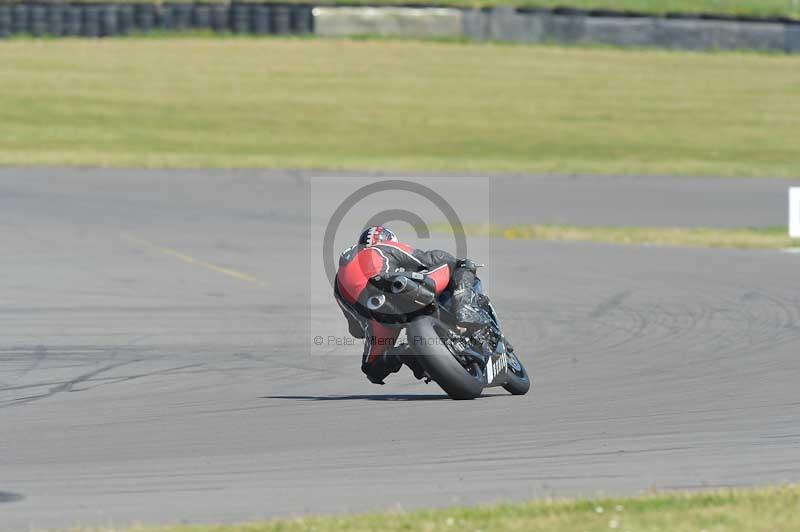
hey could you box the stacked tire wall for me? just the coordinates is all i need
[0,3,313,37]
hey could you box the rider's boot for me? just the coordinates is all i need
[451,259,484,330]
[363,351,404,385]
[389,344,426,380]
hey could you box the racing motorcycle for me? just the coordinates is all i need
[365,270,530,400]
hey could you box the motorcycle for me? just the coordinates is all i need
[365,270,530,400]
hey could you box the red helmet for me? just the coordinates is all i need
[358,226,398,247]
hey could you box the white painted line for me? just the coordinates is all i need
[790,187,800,239]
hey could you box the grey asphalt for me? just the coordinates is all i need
[1,168,799,531]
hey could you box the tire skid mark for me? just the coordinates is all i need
[0,358,144,409]
[509,281,800,389]
[0,345,48,387]
[587,290,631,319]
[70,363,206,393]
[0,491,24,504]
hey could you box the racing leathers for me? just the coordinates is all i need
[333,240,480,384]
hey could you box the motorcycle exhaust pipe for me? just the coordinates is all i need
[366,293,386,311]
[391,276,435,307]
[390,276,409,293]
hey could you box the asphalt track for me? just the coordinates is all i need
[2,168,800,531]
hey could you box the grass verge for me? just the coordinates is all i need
[91,484,800,531]
[433,223,800,248]
[1,38,799,177]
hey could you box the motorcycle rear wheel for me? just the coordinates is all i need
[407,316,484,400]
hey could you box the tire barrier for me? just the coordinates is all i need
[0,3,796,53]
[272,4,290,34]
[0,5,10,38]
[192,4,211,29]
[0,2,315,37]
[117,4,134,35]
[229,3,249,33]
[29,4,46,36]
[45,3,64,36]
[11,3,27,34]
[292,5,313,34]
[209,4,228,32]
[82,4,99,37]
[251,4,271,34]
[162,2,192,31]
[99,4,118,37]
[63,5,81,36]
[135,4,156,33]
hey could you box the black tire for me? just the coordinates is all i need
[407,316,484,400]
[503,351,530,395]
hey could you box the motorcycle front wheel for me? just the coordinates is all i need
[502,349,530,396]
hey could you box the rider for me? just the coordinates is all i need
[334,225,483,385]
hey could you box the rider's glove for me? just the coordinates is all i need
[455,258,480,274]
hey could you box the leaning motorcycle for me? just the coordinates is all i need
[365,270,530,400]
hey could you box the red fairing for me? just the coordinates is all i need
[427,263,451,295]
[337,248,386,304]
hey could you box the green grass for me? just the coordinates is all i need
[1,38,799,176]
[6,0,800,21]
[434,223,800,248]
[73,485,800,531]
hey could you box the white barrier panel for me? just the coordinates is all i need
[790,187,800,238]
[313,7,464,38]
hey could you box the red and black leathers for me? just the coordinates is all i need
[333,240,476,384]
